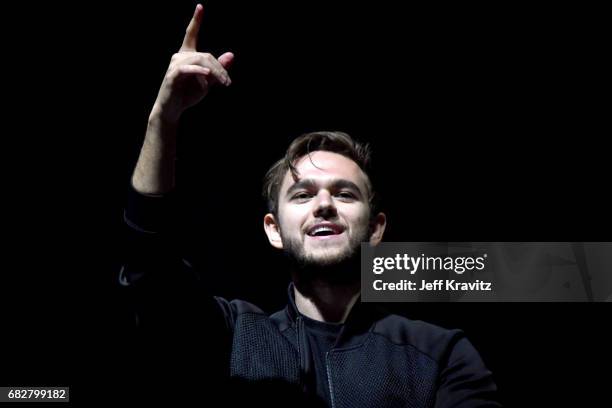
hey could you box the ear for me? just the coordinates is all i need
[368,212,387,246]
[263,213,284,249]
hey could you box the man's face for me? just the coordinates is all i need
[266,151,381,267]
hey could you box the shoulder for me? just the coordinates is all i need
[371,314,469,363]
[214,296,267,315]
[213,296,270,329]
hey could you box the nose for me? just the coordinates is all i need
[313,190,337,219]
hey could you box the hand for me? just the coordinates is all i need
[152,4,234,123]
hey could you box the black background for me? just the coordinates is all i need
[3,0,610,406]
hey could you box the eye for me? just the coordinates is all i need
[335,191,357,201]
[291,192,313,202]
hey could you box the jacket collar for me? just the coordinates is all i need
[284,282,388,348]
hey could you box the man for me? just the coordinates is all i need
[121,4,499,407]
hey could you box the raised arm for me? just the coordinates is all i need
[132,4,234,195]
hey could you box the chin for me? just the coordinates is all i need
[305,248,355,267]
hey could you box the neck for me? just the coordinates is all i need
[293,278,360,323]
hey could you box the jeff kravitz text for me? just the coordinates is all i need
[373,279,492,291]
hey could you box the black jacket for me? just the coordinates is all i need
[120,189,500,407]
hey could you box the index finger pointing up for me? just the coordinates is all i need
[180,4,203,52]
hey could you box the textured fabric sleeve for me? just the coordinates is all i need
[119,185,233,340]
[434,336,501,408]
[118,185,235,400]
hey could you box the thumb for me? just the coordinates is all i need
[218,52,235,69]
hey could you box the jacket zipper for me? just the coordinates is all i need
[326,351,336,408]
[296,316,306,391]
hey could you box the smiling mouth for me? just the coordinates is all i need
[306,224,345,238]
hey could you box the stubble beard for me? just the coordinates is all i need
[280,224,370,285]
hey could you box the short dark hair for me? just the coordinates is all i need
[263,131,378,216]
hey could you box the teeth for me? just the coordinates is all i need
[310,226,337,236]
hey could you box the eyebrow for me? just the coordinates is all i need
[285,178,364,198]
